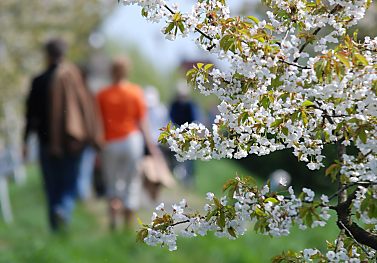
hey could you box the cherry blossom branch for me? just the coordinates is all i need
[335,141,347,251]
[281,60,309,69]
[164,3,309,69]
[163,4,214,42]
[328,182,377,201]
[170,219,190,227]
[294,4,342,63]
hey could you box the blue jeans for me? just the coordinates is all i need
[77,147,96,200]
[39,146,83,231]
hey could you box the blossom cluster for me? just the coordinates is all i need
[126,0,377,175]
[301,244,376,262]
[123,0,377,260]
[138,178,332,253]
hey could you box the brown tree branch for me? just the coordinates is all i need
[328,182,377,201]
[335,188,377,250]
[335,141,347,251]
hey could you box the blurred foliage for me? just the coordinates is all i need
[0,0,113,144]
[0,0,113,102]
[238,0,377,38]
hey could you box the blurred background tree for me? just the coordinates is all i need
[0,0,113,144]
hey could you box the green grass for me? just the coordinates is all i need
[0,160,339,263]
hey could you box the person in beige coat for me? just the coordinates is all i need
[23,38,102,231]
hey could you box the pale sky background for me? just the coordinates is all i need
[101,1,253,71]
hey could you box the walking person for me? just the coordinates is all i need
[169,83,200,187]
[142,86,175,201]
[97,57,158,229]
[23,38,103,232]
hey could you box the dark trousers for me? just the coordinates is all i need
[39,146,83,231]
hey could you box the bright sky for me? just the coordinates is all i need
[102,1,250,71]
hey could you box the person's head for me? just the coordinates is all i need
[111,57,130,83]
[44,38,67,65]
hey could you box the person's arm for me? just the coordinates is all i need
[139,116,161,157]
[23,79,38,159]
[137,88,161,156]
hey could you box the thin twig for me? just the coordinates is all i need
[328,182,377,201]
[338,221,371,256]
[294,4,342,63]
[164,4,213,41]
[171,219,190,227]
[280,59,310,69]
[335,141,347,252]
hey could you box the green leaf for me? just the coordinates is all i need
[264,197,279,204]
[197,63,204,69]
[158,131,169,144]
[264,24,274,30]
[299,206,308,218]
[217,210,226,229]
[271,118,283,128]
[306,212,313,227]
[220,35,233,52]
[325,163,340,181]
[247,15,260,24]
[227,227,237,238]
[335,52,350,68]
[282,126,289,136]
[255,207,267,217]
[141,8,148,17]
[260,95,270,109]
[136,228,148,243]
[206,209,217,221]
[354,53,368,66]
[358,128,367,143]
[314,60,325,82]
[186,68,197,84]
[238,112,249,125]
[178,21,185,34]
[291,110,300,122]
[164,22,175,34]
[278,93,289,102]
[166,121,173,131]
[301,110,308,126]
[206,209,218,221]
[204,63,214,71]
[214,197,222,208]
[301,100,315,107]
[251,33,266,42]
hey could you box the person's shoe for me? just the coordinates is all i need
[53,209,69,233]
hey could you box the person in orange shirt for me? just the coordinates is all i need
[97,57,157,229]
